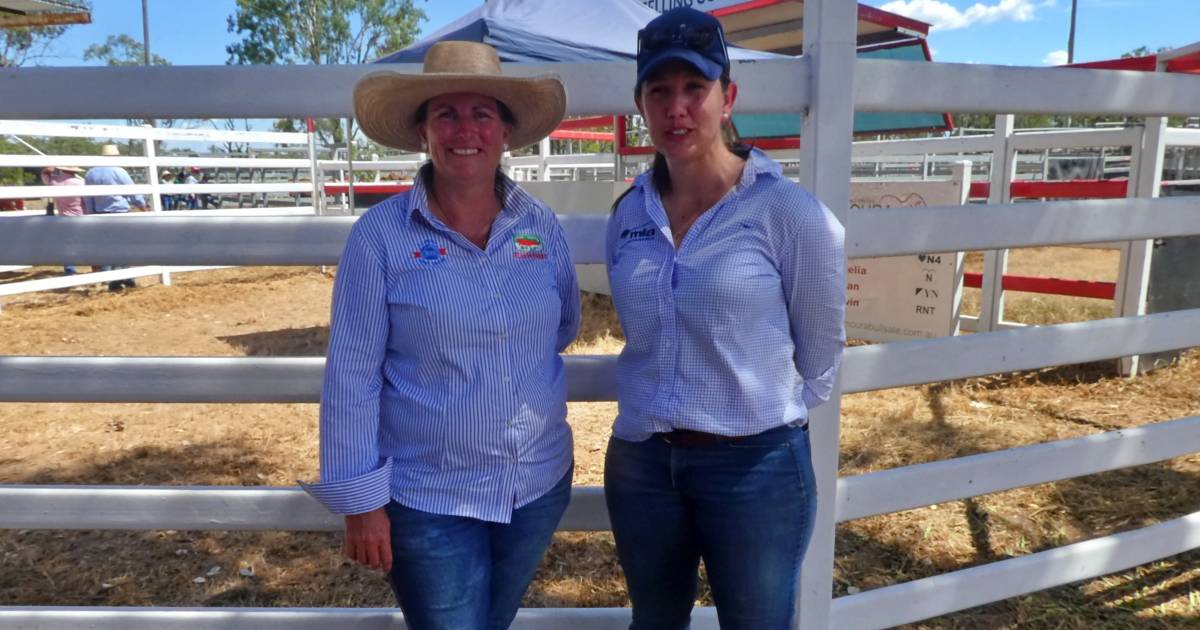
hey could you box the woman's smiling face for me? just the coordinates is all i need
[420,92,512,183]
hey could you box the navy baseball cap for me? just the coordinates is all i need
[636,7,730,89]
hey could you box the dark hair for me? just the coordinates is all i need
[635,71,751,196]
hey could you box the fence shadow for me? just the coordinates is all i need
[1,440,391,608]
[219,326,328,357]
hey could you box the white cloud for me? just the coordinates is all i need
[1043,50,1069,65]
[879,0,1043,31]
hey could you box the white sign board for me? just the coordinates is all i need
[641,0,749,13]
[846,165,970,343]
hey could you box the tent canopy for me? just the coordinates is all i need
[376,0,780,64]
[375,0,949,137]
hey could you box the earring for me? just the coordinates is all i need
[503,143,510,152]
[420,139,428,151]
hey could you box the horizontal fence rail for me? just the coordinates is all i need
[846,196,1200,258]
[0,59,809,119]
[2,309,1199,403]
[0,119,307,144]
[3,414,1195,532]
[0,485,609,532]
[832,511,1200,629]
[0,155,313,170]
[835,415,1200,522]
[0,183,311,200]
[6,58,1199,121]
[0,355,618,403]
[0,606,691,630]
[855,59,1200,116]
[4,198,1200,266]
[0,215,610,266]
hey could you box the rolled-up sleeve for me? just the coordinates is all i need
[299,220,392,515]
[782,201,846,411]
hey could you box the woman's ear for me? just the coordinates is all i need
[722,81,739,118]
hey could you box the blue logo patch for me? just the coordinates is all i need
[412,239,447,266]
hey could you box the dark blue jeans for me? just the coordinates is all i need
[605,424,817,630]
[384,469,572,630]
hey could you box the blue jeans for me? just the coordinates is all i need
[605,424,817,630]
[385,469,572,630]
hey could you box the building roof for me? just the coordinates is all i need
[0,0,90,28]
[713,0,931,55]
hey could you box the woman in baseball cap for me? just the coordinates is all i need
[604,7,847,629]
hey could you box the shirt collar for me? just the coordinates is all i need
[406,163,536,227]
[633,147,782,196]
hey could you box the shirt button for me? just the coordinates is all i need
[493,292,502,300]
[499,332,508,340]
[503,376,512,383]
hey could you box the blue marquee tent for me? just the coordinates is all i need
[375,0,948,137]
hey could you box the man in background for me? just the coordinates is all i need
[84,144,146,291]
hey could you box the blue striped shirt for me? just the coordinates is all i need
[83,166,145,214]
[606,149,845,442]
[301,169,581,523]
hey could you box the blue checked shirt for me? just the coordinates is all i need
[606,149,845,442]
[301,169,580,523]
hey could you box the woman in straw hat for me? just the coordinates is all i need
[603,7,846,629]
[301,41,580,629]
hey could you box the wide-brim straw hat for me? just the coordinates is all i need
[354,41,566,153]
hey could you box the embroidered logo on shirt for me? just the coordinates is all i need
[412,239,448,266]
[619,223,657,242]
[513,232,547,259]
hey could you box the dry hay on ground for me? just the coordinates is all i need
[1,252,1198,628]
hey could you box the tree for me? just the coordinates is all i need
[2,26,68,68]
[83,34,170,67]
[225,0,427,149]
[1,1,90,67]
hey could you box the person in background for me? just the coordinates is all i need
[198,169,219,209]
[185,166,200,209]
[300,41,579,630]
[85,143,146,291]
[40,165,86,275]
[604,8,847,629]
[159,169,176,210]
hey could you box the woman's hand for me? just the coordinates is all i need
[344,507,393,572]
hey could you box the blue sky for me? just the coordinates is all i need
[40,0,1198,68]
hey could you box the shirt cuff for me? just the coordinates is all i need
[298,458,393,515]
[800,364,839,410]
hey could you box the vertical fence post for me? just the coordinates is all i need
[977,114,1015,332]
[142,125,172,287]
[307,118,322,217]
[1116,116,1167,375]
[539,136,553,182]
[795,0,856,628]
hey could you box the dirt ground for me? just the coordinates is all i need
[1,249,1198,628]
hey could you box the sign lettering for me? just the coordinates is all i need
[641,0,748,13]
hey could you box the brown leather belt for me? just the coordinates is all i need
[654,424,806,448]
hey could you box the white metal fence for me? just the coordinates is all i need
[0,120,318,296]
[1,5,1199,629]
